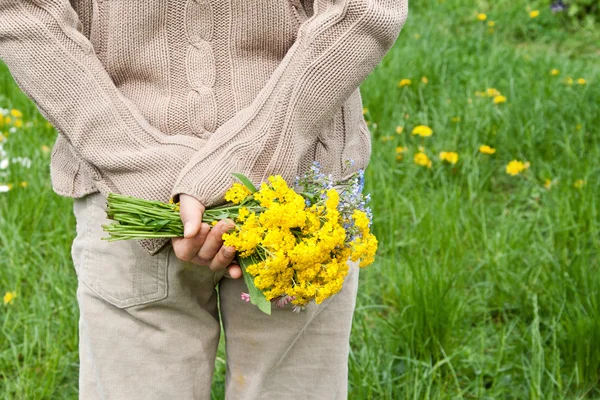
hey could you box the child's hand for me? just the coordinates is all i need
[170,194,242,279]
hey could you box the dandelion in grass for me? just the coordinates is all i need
[10,109,22,118]
[577,78,586,85]
[412,125,432,137]
[3,291,16,305]
[529,10,540,18]
[395,146,407,161]
[421,76,428,84]
[41,145,51,153]
[493,95,507,104]
[544,179,553,189]
[477,13,487,21]
[479,145,496,154]
[398,79,412,87]
[486,88,501,97]
[451,117,460,123]
[380,135,394,142]
[506,160,528,176]
[362,107,368,115]
[439,151,459,164]
[565,77,574,85]
[551,69,560,76]
[414,152,432,168]
[488,20,495,27]
[395,126,404,134]
[573,179,585,189]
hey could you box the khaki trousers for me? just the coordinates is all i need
[70,191,360,399]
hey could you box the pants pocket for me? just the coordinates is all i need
[72,191,169,309]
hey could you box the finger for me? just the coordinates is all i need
[197,219,236,260]
[179,195,206,238]
[172,222,211,262]
[226,263,242,279]
[208,245,236,272]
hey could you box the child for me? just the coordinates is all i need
[0,0,408,397]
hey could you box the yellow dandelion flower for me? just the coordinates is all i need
[529,10,540,18]
[477,13,487,21]
[439,151,459,164]
[395,154,403,161]
[551,69,560,76]
[577,78,586,85]
[488,20,495,27]
[414,152,431,168]
[10,109,22,118]
[398,79,412,87]
[395,146,407,153]
[19,181,27,188]
[486,88,501,97]
[395,126,404,134]
[14,119,23,128]
[362,107,368,115]
[412,125,433,137]
[506,160,526,176]
[4,116,11,125]
[573,179,585,189]
[565,77,573,85]
[493,95,507,104]
[479,145,496,154]
[544,179,552,189]
[421,76,428,84]
[3,291,17,305]
[418,145,425,152]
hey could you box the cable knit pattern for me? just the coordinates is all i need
[0,0,409,256]
[185,0,217,137]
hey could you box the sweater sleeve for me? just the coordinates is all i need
[170,0,408,207]
[0,0,206,203]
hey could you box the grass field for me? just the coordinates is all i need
[1,0,599,398]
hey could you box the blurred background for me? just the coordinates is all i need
[1,0,599,398]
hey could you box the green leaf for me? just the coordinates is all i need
[231,173,258,193]
[238,255,271,315]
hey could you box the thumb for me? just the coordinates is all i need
[179,194,206,238]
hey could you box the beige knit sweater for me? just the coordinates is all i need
[0,0,408,255]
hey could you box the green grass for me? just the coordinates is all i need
[1,0,599,398]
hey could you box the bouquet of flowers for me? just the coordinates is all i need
[102,161,377,314]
